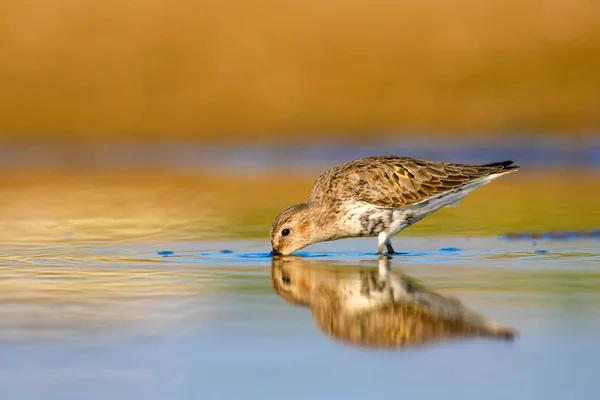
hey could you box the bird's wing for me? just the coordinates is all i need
[310,156,518,208]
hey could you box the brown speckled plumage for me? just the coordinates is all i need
[271,257,516,349]
[309,156,518,207]
[270,156,519,255]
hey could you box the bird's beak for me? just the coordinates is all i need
[270,249,281,257]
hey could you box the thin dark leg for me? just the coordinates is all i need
[385,240,396,255]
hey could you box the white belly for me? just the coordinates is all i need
[340,203,417,238]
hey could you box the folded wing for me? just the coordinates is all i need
[310,156,519,208]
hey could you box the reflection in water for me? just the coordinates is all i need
[271,256,516,349]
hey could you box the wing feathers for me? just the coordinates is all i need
[309,156,519,208]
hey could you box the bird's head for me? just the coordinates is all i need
[270,203,320,255]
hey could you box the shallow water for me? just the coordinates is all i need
[1,236,600,399]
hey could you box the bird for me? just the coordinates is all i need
[270,256,516,349]
[270,156,519,255]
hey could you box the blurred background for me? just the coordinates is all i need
[1,0,599,241]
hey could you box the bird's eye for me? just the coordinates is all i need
[281,228,290,237]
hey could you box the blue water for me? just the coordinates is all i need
[1,237,599,399]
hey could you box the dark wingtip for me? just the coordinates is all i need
[479,160,513,168]
[479,160,520,171]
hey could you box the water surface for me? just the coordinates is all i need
[1,236,599,399]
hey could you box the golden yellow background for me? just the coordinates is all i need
[1,0,599,141]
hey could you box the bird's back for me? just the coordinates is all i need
[308,156,519,208]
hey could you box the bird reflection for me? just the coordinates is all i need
[271,256,515,349]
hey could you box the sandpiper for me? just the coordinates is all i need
[270,156,519,255]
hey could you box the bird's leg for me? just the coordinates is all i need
[377,232,392,255]
[385,240,396,255]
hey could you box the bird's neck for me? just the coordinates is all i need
[303,200,344,243]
